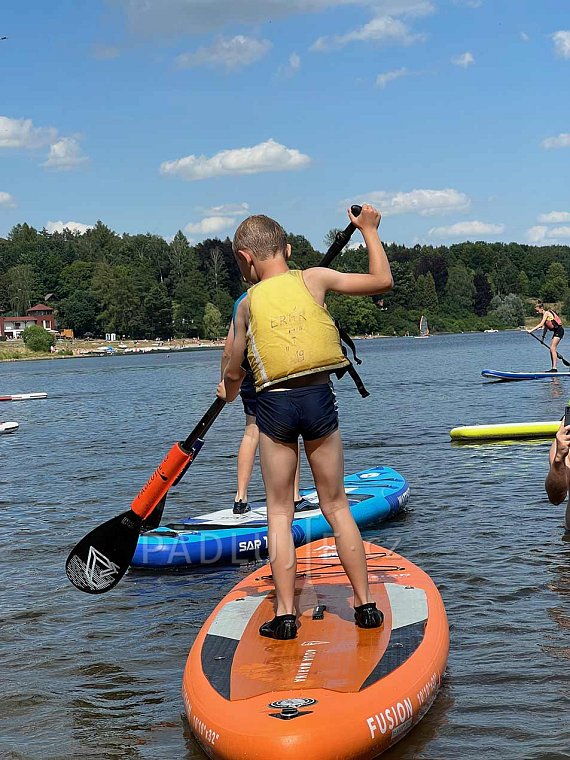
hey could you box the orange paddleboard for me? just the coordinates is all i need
[182,538,449,759]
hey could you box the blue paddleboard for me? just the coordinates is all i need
[482,369,570,381]
[131,465,409,569]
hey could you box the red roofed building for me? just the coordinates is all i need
[0,303,56,339]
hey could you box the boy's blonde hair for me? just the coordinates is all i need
[233,215,288,260]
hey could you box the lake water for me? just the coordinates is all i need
[1,332,568,760]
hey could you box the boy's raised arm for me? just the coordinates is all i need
[304,204,393,300]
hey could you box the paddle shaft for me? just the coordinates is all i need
[528,330,570,367]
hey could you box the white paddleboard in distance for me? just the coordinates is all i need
[0,421,19,434]
[0,392,48,401]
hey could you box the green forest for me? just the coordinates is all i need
[1,221,570,339]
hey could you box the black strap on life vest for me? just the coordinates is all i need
[334,319,370,398]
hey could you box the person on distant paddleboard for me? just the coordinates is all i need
[545,420,570,531]
[217,204,393,640]
[221,296,308,515]
[527,302,564,372]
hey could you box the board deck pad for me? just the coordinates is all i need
[201,574,428,701]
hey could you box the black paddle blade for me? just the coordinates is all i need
[65,510,142,594]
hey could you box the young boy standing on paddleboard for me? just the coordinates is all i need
[217,204,393,640]
[221,296,307,515]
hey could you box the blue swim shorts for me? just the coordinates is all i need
[255,383,338,443]
[240,373,257,417]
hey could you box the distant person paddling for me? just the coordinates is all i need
[527,302,564,372]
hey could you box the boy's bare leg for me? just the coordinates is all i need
[259,431,298,615]
[304,429,372,608]
[235,415,259,503]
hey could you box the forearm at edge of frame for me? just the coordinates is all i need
[545,459,568,505]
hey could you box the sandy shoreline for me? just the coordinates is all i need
[0,338,226,362]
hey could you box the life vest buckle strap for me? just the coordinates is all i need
[335,362,370,398]
[335,319,362,364]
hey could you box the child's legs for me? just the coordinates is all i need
[551,336,561,368]
[304,429,372,608]
[259,431,298,615]
[235,414,259,502]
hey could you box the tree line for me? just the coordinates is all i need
[1,221,569,339]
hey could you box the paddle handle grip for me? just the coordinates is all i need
[130,442,192,519]
[320,205,362,268]
[565,405,570,428]
[132,397,226,520]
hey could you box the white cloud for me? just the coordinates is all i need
[42,137,89,171]
[429,220,504,237]
[0,116,58,149]
[552,30,570,59]
[352,188,470,216]
[277,52,301,78]
[184,216,235,234]
[541,133,570,149]
[288,52,301,71]
[113,0,434,37]
[160,138,311,181]
[537,211,570,224]
[311,16,424,52]
[45,220,93,234]
[186,202,250,234]
[451,51,475,67]
[176,36,271,71]
[376,67,409,88]
[527,225,570,244]
[520,32,529,42]
[201,202,250,216]
[0,192,16,208]
[527,226,547,244]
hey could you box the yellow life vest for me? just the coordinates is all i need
[246,269,349,391]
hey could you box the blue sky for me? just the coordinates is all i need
[1,0,569,249]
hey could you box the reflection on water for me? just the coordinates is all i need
[1,332,569,759]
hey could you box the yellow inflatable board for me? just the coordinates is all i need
[450,421,559,441]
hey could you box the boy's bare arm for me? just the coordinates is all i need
[223,299,247,402]
[220,322,234,380]
[303,204,393,301]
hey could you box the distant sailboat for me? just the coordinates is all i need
[417,315,430,338]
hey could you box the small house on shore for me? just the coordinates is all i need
[0,304,56,339]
